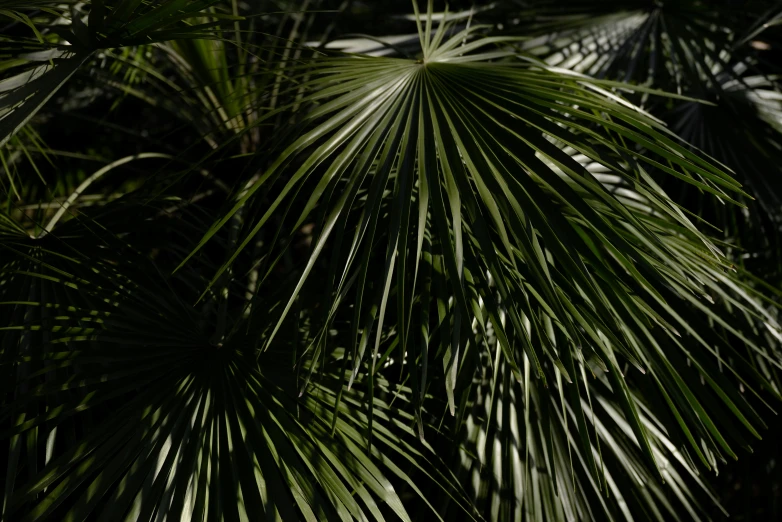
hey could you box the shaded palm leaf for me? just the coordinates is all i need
[513,0,773,91]
[0,195,469,521]
[507,0,782,277]
[443,356,723,522]
[0,0,242,149]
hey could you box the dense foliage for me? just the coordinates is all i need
[2,1,782,520]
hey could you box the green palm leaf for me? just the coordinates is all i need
[178,5,781,516]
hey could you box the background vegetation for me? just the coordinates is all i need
[2,1,782,520]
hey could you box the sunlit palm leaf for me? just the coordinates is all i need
[179,8,782,520]
[413,165,781,521]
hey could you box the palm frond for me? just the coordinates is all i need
[0,0,244,148]
[0,196,471,521]
[506,0,782,272]
[178,8,781,516]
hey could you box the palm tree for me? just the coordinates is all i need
[2,1,781,520]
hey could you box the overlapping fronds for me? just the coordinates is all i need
[2,1,782,521]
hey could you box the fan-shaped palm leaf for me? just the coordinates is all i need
[0,192,477,520]
[508,0,782,246]
[178,6,781,519]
